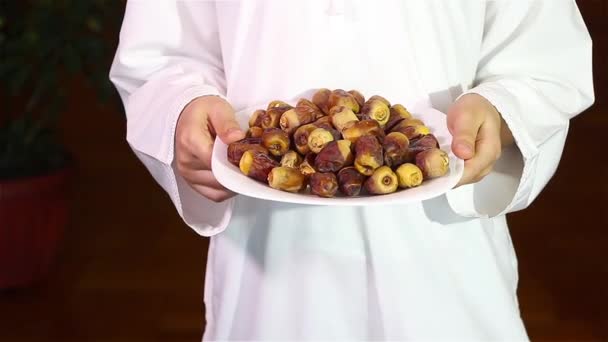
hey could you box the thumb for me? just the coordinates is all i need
[207,99,245,144]
[447,106,482,160]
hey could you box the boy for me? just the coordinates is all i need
[110,1,594,340]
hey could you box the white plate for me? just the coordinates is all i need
[212,101,464,206]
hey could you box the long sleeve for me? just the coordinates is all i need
[109,1,234,236]
[445,0,595,217]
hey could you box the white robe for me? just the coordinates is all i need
[109,1,595,340]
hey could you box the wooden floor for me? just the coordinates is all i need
[1,3,607,342]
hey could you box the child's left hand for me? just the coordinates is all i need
[447,94,515,187]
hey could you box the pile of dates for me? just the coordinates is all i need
[227,88,450,198]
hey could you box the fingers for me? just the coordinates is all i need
[176,127,214,170]
[207,100,246,144]
[174,96,242,202]
[189,184,235,203]
[455,120,501,187]
[456,158,493,187]
[181,169,226,190]
[448,105,483,160]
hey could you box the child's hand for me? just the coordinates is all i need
[175,96,245,202]
[447,94,514,187]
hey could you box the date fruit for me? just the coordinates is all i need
[294,123,318,155]
[261,106,290,129]
[268,167,306,193]
[239,150,279,182]
[328,89,360,113]
[299,153,317,176]
[310,172,339,198]
[410,134,439,149]
[360,99,390,127]
[364,166,398,195]
[313,116,334,130]
[315,140,354,173]
[400,125,431,140]
[296,98,325,120]
[406,134,440,162]
[246,126,264,138]
[337,166,366,197]
[391,117,428,135]
[267,100,292,110]
[415,148,449,179]
[395,163,423,188]
[354,135,384,176]
[312,88,332,115]
[227,138,268,166]
[280,150,303,168]
[330,106,359,132]
[280,107,315,135]
[383,132,410,167]
[342,119,384,144]
[308,128,335,153]
[385,104,413,131]
[368,95,390,107]
[348,90,365,108]
[262,128,290,157]
[249,109,265,128]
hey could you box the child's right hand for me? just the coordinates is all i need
[175,96,245,202]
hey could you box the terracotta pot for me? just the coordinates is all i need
[0,167,72,288]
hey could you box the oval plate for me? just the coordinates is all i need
[212,103,464,206]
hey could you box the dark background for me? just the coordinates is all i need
[1,1,606,341]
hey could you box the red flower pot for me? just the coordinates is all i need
[0,167,72,289]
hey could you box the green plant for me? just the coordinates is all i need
[0,0,122,179]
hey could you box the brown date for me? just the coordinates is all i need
[312,88,332,115]
[308,128,335,154]
[280,150,303,168]
[310,172,339,198]
[342,119,384,144]
[280,107,315,135]
[328,89,360,113]
[400,125,431,140]
[410,134,439,149]
[383,132,410,167]
[267,100,292,110]
[261,106,291,129]
[227,138,268,166]
[315,140,354,173]
[313,116,334,130]
[360,99,390,127]
[330,106,359,132]
[239,150,279,182]
[391,119,430,139]
[385,104,413,131]
[261,128,290,157]
[348,90,365,108]
[249,109,265,128]
[415,148,449,179]
[355,113,371,121]
[299,153,317,176]
[405,134,440,162]
[268,167,307,193]
[246,126,264,138]
[354,135,384,176]
[337,166,366,197]
[296,98,325,120]
[293,123,318,155]
[403,118,425,127]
